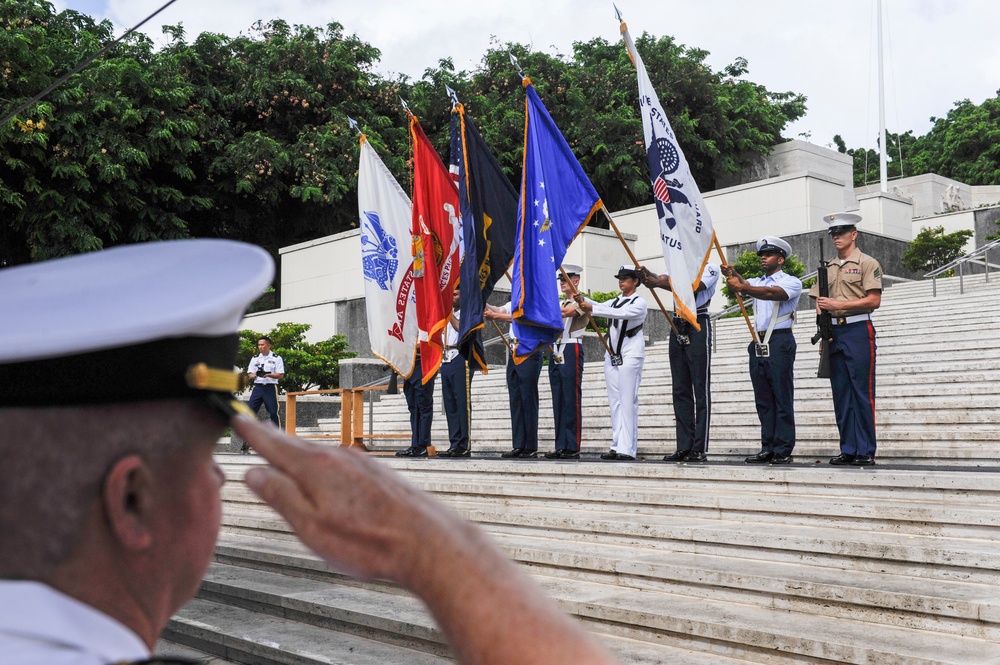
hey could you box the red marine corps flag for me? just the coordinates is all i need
[409,113,461,383]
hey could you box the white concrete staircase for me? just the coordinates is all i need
[169,273,1000,663]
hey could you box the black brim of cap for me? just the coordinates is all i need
[2,334,239,407]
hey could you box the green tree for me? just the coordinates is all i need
[238,322,355,392]
[722,250,806,307]
[901,225,974,275]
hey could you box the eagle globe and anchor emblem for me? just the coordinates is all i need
[648,136,689,230]
[360,210,399,290]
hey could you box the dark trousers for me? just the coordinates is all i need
[668,315,712,453]
[404,362,435,450]
[748,331,796,456]
[548,343,584,452]
[507,351,542,451]
[829,320,877,458]
[248,383,280,427]
[441,356,474,451]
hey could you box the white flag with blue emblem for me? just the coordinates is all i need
[621,21,715,330]
[358,136,418,377]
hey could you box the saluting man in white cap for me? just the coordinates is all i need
[575,265,648,461]
[0,240,617,665]
[722,236,803,464]
[808,212,884,466]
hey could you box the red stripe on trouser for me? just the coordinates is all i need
[866,321,876,433]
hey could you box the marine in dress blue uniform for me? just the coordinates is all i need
[809,212,883,466]
[247,336,284,433]
[723,237,803,464]
[486,301,543,458]
[640,263,720,462]
[398,352,435,457]
[577,266,648,461]
[544,265,587,460]
[439,288,475,457]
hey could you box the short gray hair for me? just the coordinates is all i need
[0,401,223,579]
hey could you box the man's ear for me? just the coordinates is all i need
[102,454,155,551]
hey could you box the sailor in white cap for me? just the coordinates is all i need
[722,236,803,464]
[638,262,721,463]
[809,212,883,466]
[575,265,648,460]
[544,264,587,459]
[0,240,616,665]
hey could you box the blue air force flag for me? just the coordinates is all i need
[357,136,418,377]
[621,22,714,330]
[511,81,603,362]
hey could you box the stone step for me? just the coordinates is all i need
[204,533,1000,665]
[167,597,451,664]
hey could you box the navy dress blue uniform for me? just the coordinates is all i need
[548,306,586,456]
[401,354,435,454]
[667,264,719,459]
[247,347,284,427]
[498,302,542,457]
[440,311,474,455]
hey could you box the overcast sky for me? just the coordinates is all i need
[54,0,1000,152]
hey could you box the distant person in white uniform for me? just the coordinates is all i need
[0,240,618,665]
[575,265,648,461]
[722,236,803,464]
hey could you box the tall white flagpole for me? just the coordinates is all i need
[877,0,888,192]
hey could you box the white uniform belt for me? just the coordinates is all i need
[831,313,871,326]
[557,339,581,345]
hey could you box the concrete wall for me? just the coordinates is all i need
[857,192,914,241]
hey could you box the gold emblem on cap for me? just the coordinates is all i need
[185,363,247,392]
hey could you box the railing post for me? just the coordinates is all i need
[340,389,351,446]
[285,393,297,435]
[960,262,965,294]
[932,276,937,298]
[351,389,366,449]
[986,249,991,283]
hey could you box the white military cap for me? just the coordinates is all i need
[558,263,582,279]
[823,211,862,234]
[756,236,792,258]
[0,239,273,414]
[615,265,639,279]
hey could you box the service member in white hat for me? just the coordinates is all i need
[0,240,616,665]
[575,265,648,460]
[808,212,883,466]
[544,264,587,459]
[722,236,803,464]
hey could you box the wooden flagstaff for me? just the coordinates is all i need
[713,234,759,344]
[600,206,684,336]
[558,266,614,357]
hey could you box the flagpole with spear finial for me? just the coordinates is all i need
[510,48,684,342]
[614,5,758,344]
[506,55,615,358]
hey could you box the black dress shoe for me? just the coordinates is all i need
[600,450,618,460]
[519,450,539,458]
[851,455,875,466]
[745,451,773,464]
[500,449,522,458]
[687,452,708,462]
[769,455,793,465]
[436,448,454,458]
[543,450,563,459]
[450,448,471,458]
[829,453,856,465]
[395,447,428,458]
[663,450,689,462]
[558,450,580,459]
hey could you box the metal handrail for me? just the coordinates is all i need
[924,237,1000,296]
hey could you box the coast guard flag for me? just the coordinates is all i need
[511,80,602,362]
[410,115,461,383]
[621,20,714,330]
[450,103,518,373]
[357,136,417,378]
